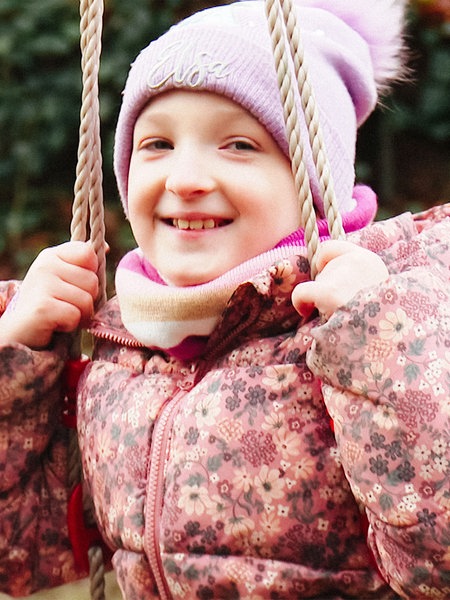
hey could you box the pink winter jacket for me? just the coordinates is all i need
[1,204,450,598]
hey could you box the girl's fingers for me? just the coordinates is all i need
[0,242,101,348]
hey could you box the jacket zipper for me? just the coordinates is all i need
[144,392,184,599]
[88,327,145,348]
[89,325,196,597]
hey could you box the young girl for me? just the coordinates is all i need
[1,0,450,598]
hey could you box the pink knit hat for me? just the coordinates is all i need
[114,0,406,216]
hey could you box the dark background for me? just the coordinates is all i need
[1,0,449,289]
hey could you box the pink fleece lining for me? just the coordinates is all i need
[275,184,377,249]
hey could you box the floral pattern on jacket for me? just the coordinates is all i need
[0,282,83,596]
[77,206,450,600]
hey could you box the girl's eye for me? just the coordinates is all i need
[141,139,173,151]
[228,140,257,151]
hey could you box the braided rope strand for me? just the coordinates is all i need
[72,0,94,243]
[72,0,107,292]
[84,0,106,307]
[89,132,107,307]
[265,0,320,277]
[70,0,107,598]
[279,0,345,242]
[89,546,106,600]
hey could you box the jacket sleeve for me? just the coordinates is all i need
[0,282,82,596]
[307,220,450,599]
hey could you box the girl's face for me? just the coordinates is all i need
[128,90,299,286]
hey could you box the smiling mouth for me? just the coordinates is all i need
[168,218,231,230]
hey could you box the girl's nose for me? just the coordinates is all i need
[165,149,215,200]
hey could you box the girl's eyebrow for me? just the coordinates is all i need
[135,110,172,126]
[140,102,254,125]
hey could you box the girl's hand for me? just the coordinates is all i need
[0,241,99,349]
[292,240,389,320]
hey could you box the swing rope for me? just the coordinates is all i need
[67,0,345,598]
[69,0,107,598]
[72,0,106,303]
[265,0,345,277]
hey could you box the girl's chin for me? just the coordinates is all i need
[161,274,217,287]
[157,264,226,287]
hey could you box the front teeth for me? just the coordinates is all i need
[174,218,216,230]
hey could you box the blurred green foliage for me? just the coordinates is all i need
[356,1,450,219]
[395,1,450,140]
[0,0,183,276]
[0,0,449,278]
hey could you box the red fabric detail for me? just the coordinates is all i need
[67,483,112,573]
[61,356,90,428]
